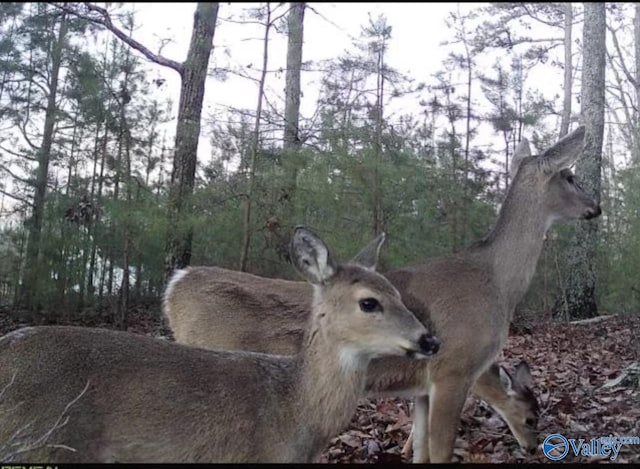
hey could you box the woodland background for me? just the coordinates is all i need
[0,2,638,463]
[1,2,639,324]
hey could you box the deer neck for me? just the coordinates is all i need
[478,191,549,312]
[290,306,369,461]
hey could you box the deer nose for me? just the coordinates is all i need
[584,205,602,219]
[418,334,440,356]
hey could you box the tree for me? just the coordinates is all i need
[443,7,479,245]
[283,3,305,152]
[363,14,393,236]
[21,8,68,311]
[279,2,305,236]
[606,3,640,163]
[239,3,274,272]
[553,2,605,320]
[50,2,221,281]
[472,3,578,138]
[559,3,574,137]
[165,3,220,278]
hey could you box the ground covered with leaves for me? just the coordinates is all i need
[1,306,638,464]
[321,315,640,464]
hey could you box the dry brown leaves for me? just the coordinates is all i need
[320,315,640,463]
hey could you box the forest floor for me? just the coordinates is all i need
[0,304,638,464]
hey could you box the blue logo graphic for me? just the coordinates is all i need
[542,433,637,461]
[543,433,569,461]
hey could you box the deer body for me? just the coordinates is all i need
[0,228,438,463]
[166,266,311,355]
[164,127,601,462]
[1,327,310,462]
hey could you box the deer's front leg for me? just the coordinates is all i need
[427,379,471,463]
[401,426,414,461]
[405,395,430,462]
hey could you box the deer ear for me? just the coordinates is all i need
[540,125,585,172]
[515,360,534,389]
[290,226,337,285]
[499,365,516,396]
[350,232,385,271]
[510,138,532,178]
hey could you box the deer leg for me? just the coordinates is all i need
[426,379,471,463]
[401,427,413,460]
[407,394,430,462]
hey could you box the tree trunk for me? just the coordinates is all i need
[372,32,385,237]
[280,2,305,229]
[559,3,573,138]
[108,43,134,297]
[93,122,109,300]
[634,3,640,162]
[86,120,105,301]
[164,3,220,280]
[283,3,305,151]
[107,129,123,296]
[554,2,605,320]
[239,5,271,272]
[451,121,459,253]
[462,48,472,245]
[115,82,133,330]
[117,235,130,329]
[91,35,112,301]
[21,11,68,312]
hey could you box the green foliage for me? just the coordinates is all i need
[0,3,635,321]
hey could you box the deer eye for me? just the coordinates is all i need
[359,298,382,313]
[566,175,575,185]
[525,418,536,427]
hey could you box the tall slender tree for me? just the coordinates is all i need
[554,2,605,320]
[283,3,305,152]
[240,3,272,272]
[279,2,305,234]
[559,3,573,137]
[21,9,68,311]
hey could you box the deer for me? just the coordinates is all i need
[0,227,440,463]
[394,360,538,459]
[163,126,602,462]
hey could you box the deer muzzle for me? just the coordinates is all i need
[416,334,440,357]
[583,205,602,220]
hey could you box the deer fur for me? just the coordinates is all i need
[0,228,439,463]
[164,126,601,462]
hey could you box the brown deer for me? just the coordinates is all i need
[396,360,538,459]
[164,126,601,462]
[0,227,439,463]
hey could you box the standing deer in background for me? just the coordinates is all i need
[0,227,439,463]
[164,126,601,462]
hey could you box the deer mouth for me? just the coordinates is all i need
[583,205,602,220]
[404,334,440,358]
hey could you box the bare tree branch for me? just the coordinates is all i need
[0,188,34,208]
[15,119,39,151]
[0,145,36,162]
[606,49,636,127]
[48,2,184,74]
[521,4,563,28]
[0,163,32,186]
[607,24,638,88]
